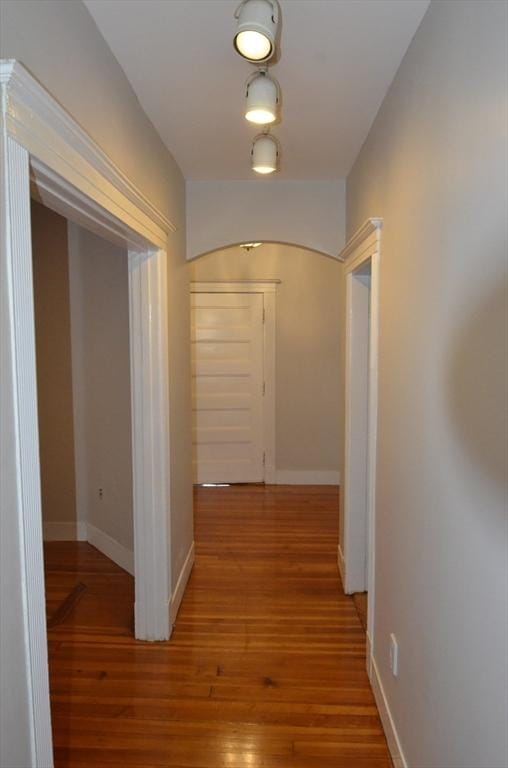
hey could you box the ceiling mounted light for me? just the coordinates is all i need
[245,70,279,125]
[251,133,279,175]
[234,0,279,63]
[239,242,262,251]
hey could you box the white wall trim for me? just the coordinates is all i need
[1,59,173,767]
[191,280,277,485]
[43,522,87,542]
[275,470,341,485]
[86,524,134,577]
[128,248,171,641]
[369,654,408,768]
[0,60,174,247]
[342,219,382,674]
[170,541,195,626]
[338,218,383,262]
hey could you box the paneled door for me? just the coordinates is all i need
[191,291,265,483]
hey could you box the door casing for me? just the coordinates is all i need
[1,60,174,767]
[339,218,382,675]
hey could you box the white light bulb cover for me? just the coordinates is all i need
[245,71,279,124]
[251,133,279,174]
[234,0,278,62]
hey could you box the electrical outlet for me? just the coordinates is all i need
[389,633,399,677]
[98,487,103,500]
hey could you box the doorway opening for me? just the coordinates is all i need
[340,218,381,668]
[188,243,343,489]
[190,281,277,485]
[31,200,136,643]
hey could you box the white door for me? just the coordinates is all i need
[191,292,265,483]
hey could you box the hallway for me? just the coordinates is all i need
[45,485,391,767]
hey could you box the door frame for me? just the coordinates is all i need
[191,280,278,484]
[1,60,174,766]
[339,219,382,671]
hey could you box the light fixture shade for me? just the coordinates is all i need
[245,71,278,124]
[234,0,278,62]
[251,134,278,174]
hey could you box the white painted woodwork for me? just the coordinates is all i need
[1,59,175,767]
[191,292,265,484]
[345,267,371,592]
[340,218,382,674]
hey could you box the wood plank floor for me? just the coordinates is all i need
[44,484,391,767]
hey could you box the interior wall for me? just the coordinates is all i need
[31,201,77,529]
[68,224,133,552]
[0,3,193,764]
[345,2,508,766]
[186,179,346,260]
[190,243,343,479]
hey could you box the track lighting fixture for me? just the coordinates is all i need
[245,69,279,125]
[234,0,279,63]
[251,133,279,174]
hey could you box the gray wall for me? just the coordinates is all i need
[68,224,133,551]
[0,2,193,765]
[190,244,343,476]
[31,201,77,527]
[345,1,508,766]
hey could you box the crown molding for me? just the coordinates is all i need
[1,60,175,245]
[338,218,383,263]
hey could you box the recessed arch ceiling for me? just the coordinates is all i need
[84,0,429,180]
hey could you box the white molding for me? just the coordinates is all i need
[86,524,134,576]
[43,522,87,542]
[1,60,174,248]
[275,470,341,485]
[338,218,383,263]
[1,59,174,766]
[170,541,195,625]
[129,249,171,640]
[191,280,277,485]
[342,219,382,663]
[370,653,408,768]
[191,280,279,293]
[1,128,53,767]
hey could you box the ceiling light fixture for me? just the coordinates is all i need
[234,0,279,63]
[239,242,262,251]
[251,133,279,174]
[245,69,279,125]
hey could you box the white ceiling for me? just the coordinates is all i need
[84,0,429,180]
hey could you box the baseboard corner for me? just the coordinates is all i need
[86,523,134,576]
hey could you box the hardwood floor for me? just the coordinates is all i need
[44,484,391,767]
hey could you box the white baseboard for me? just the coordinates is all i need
[86,523,134,576]
[275,470,341,485]
[170,541,195,625]
[370,653,407,768]
[366,631,373,677]
[43,521,87,541]
[337,543,346,586]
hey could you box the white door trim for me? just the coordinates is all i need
[191,280,277,484]
[1,60,174,767]
[340,218,382,672]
